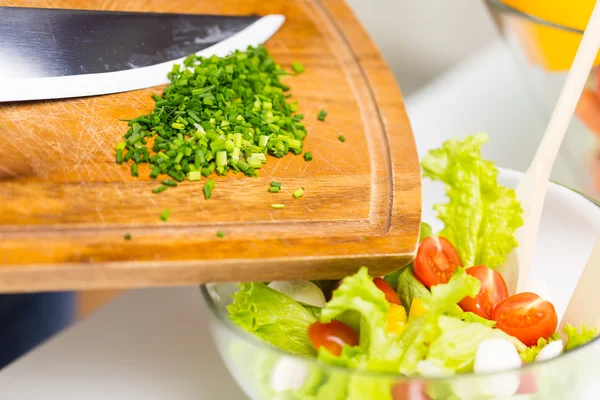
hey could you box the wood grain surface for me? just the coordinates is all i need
[0,0,421,292]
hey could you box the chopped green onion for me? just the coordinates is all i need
[338,135,346,143]
[317,110,327,121]
[216,151,227,167]
[124,233,132,240]
[160,209,171,221]
[271,203,285,209]
[216,231,225,238]
[162,179,178,187]
[304,152,313,161]
[293,188,304,199]
[203,179,215,200]
[269,186,280,193]
[292,62,305,74]
[115,45,308,186]
[152,185,168,194]
[131,163,139,177]
[271,181,282,188]
[247,158,262,169]
[187,171,201,181]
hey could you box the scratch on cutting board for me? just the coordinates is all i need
[319,155,355,183]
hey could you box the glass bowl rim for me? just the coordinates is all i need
[485,0,585,34]
[200,168,600,383]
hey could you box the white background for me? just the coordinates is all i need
[347,0,497,94]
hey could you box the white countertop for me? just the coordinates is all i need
[1,39,594,399]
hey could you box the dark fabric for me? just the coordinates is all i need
[0,292,76,368]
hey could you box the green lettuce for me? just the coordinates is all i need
[426,316,496,373]
[519,334,559,363]
[564,324,598,351]
[320,267,404,372]
[421,133,523,268]
[228,282,317,355]
[396,268,481,375]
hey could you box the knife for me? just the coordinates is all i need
[0,7,284,102]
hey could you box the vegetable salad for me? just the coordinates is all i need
[226,134,598,399]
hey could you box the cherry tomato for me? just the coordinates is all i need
[517,371,538,395]
[308,320,359,356]
[458,265,508,319]
[373,277,402,305]
[391,382,431,400]
[413,236,462,288]
[491,292,558,347]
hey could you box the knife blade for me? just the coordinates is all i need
[0,7,284,102]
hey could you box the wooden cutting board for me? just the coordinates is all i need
[0,0,421,293]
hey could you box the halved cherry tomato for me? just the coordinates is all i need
[391,381,431,400]
[308,320,359,356]
[517,371,538,395]
[373,277,402,305]
[413,236,462,288]
[458,265,509,319]
[491,292,558,347]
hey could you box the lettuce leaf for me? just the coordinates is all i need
[563,324,598,351]
[228,282,317,355]
[396,268,482,375]
[320,267,405,372]
[519,335,559,363]
[426,316,496,373]
[421,133,523,268]
[425,268,480,314]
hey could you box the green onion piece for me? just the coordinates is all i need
[152,185,168,194]
[131,163,139,177]
[216,231,225,238]
[116,149,123,164]
[174,152,184,164]
[247,158,262,169]
[187,171,201,181]
[233,132,242,148]
[271,181,282,188]
[338,135,346,143]
[216,151,228,167]
[292,62,305,74]
[116,142,127,151]
[162,179,178,187]
[303,152,313,161]
[271,203,285,209]
[293,188,304,199]
[317,110,327,121]
[124,233,132,240]
[160,209,171,221]
[269,186,280,193]
[150,166,160,179]
[203,179,215,200]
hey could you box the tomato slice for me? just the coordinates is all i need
[413,236,462,288]
[491,292,558,347]
[458,265,508,319]
[308,320,359,356]
[373,277,402,305]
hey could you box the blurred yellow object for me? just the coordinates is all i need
[501,0,600,71]
[408,298,428,320]
[386,303,408,335]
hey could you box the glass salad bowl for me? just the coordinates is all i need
[201,169,600,400]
